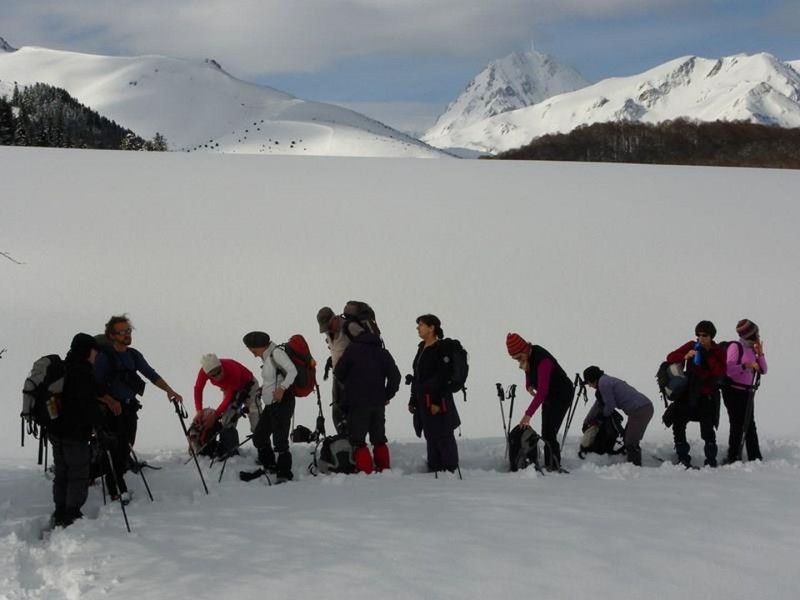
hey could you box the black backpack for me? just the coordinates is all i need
[342,300,381,341]
[655,361,688,405]
[578,411,625,458]
[317,435,355,474]
[21,354,65,437]
[508,425,541,472]
[438,338,469,400]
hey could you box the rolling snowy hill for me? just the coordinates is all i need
[426,53,800,155]
[0,43,446,158]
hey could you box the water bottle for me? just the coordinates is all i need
[693,341,702,366]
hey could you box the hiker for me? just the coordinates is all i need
[665,320,726,467]
[721,319,767,463]
[193,353,261,457]
[317,303,376,433]
[409,315,462,473]
[49,333,104,527]
[334,325,400,473]
[242,331,297,482]
[582,366,654,466]
[506,333,574,471]
[95,315,182,501]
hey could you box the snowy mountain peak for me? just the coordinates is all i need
[0,36,16,52]
[426,52,800,154]
[423,49,589,144]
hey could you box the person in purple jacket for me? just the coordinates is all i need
[334,330,401,474]
[582,366,654,466]
[722,319,768,463]
[506,332,574,471]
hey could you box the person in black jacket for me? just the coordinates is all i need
[49,333,104,527]
[334,330,400,473]
[409,315,462,473]
[506,332,574,471]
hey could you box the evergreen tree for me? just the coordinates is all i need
[0,97,14,145]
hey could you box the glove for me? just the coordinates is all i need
[324,356,333,381]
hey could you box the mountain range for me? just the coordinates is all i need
[0,39,445,158]
[424,52,800,155]
[2,35,800,158]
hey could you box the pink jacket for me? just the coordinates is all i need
[726,341,767,389]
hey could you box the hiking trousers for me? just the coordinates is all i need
[347,404,387,448]
[624,403,654,448]
[252,393,295,476]
[50,434,91,514]
[722,386,762,461]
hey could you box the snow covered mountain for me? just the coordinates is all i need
[423,49,589,148]
[0,43,446,158]
[0,36,15,52]
[426,53,800,155]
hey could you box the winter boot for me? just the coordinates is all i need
[354,446,374,474]
[625,445,642,467]
[373,444,390,472]
[275,451,293,483]
[704,443,718,468]
[675,442,692,467]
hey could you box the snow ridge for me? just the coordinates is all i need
[426,52,800,155]
[0,36,16,52]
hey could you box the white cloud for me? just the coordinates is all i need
[1,0,700,78]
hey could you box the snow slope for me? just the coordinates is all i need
[423,50,589,146]
[1,147,799,598]
[0,46,445,158]
[427,53,800,154]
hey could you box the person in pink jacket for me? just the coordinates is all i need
[722,319,767,463]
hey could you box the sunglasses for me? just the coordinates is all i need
[113,328,133,336]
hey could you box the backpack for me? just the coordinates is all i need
[655,361,688,404]
[718,341,743,388]
[342,300,381,341]
[21,354,65,437]
[274,335,317,398]
[578,411,624,458]
[508,425,541,472]
[438,338,469,400]
[317,435,355,474]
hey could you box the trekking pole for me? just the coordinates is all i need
[315,385,326,440]
[128,445,154,502]
[104,448,131,533]
[171,397,209,495]
[507,385,517,432]
[737,372,761,460]
[214,434,254,483]
[560,374,588,450]
[496,383,509,459]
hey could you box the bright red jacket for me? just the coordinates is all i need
[193,358,255,417]
[666,341,725,396]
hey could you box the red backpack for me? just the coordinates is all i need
[277,335,317,397]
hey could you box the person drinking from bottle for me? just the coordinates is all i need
[721,319,767,463]
[506,333,573,471]
[665,320,726,468]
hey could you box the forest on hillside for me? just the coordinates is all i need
[493,119,800,169]
[0,82,166,151]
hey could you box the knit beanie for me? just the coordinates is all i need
[200,353,221,374]
[736,319,759,340]
[506,333,530,357]
[69,332,100,361]
[242,331,270,348]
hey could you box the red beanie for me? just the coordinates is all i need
[506,333,529,356]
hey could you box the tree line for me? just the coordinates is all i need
[0,82,167,151]
[492,119,800,169]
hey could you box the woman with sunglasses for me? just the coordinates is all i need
[665,320,726,468]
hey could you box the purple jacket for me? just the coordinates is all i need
[726,340,767,389]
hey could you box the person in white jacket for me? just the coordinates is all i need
[242,331,297,482]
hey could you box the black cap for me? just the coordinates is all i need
[242,331,270,348]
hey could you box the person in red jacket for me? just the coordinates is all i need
[193,354,260,457]
[665,320,726,467]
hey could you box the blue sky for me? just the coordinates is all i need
[1,0,799,133]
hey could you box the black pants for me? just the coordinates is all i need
[347,404,387,448]
[331,379,347,435]
[540,388,573,469]
[722,386,762,461]
[103,403,138,496]
[671,394,718,463]
[50,434,91,518]
[252,393,295,478]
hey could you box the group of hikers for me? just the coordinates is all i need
[22,304,767,530]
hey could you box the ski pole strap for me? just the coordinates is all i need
[172,397,188,419]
